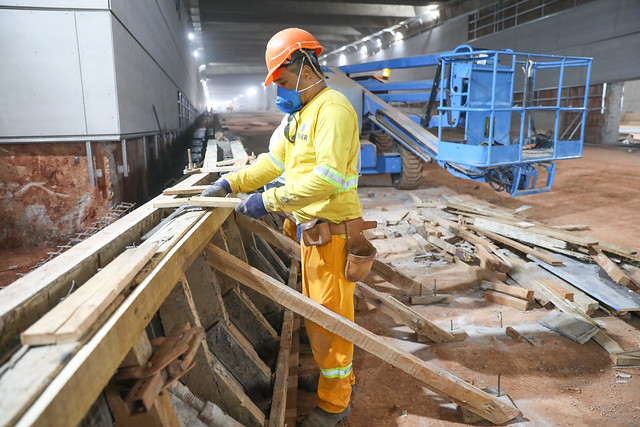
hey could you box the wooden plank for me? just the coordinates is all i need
[183,253,228,329]
[449,225,512,272]
[235,214,301,261]
[530,253,640,313]
[13,208,237,427]
[484,290,530,311]
[0,343,78,426]
[202,139,219,169]
[356,282,459,343]
[590,247,633,288]
[480,281,534,301]
[186,165,251,174]
[539,310,598,344]
[268,263,298,427]
[21,243,159,346]
[205,244,520,425]
[216,156,252,166]
[162,185,209,196]
[473,217,568,251]
[255,235,290,282]
[206,321,272,413]
[371,259,423,294]
[507,259,601,326]
[223,289,278,367]
[467,224,563,266]
[153,196,241,209]
[505,326,534,346]
[410,294,452,305]
[539,278,574,302]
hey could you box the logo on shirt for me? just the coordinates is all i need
[297,122,308,141]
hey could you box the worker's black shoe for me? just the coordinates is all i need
[298,373,356,397]
[298,405,351,427]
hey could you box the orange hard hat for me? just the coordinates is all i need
[263,28,323,86]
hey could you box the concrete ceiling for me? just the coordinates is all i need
[190,0,455,79]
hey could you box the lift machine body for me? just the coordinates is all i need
[325,45,592,196]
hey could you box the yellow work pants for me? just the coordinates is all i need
[301,235,355,413]
[282,218,298,242]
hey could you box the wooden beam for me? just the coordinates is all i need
[207,321,272,414]
[223,289,278,366]
[539,278,574,302]
[480,281,533,301]
[589,247,633,288]
[371,259,423,294]
[356,282,459,343]
[234,214,301,261]
[268,263,298,427]
[0,343,79,426]
[467,224,563,266]
[13,208,235,427]
[205,244,520,425]
[484,290,530,311]
[410,294,452,305]
[152,196,241,209]
[162,185,209,196]
[473,217,568,251]
[21,243,159,346]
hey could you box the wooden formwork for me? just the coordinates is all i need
[0,152,522,426]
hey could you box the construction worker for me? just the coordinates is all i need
[202,28,376,426]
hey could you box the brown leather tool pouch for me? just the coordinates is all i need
[301,219,332,247]
[344,218,377,282]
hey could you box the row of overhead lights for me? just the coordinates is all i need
[320,5,439,66]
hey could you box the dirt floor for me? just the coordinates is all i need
[223,112,640,426]
[3,111,638,425]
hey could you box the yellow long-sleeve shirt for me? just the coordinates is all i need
[225,87,362,224]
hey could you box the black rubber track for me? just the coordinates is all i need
[392,146,424,189]
[370,132,394,152]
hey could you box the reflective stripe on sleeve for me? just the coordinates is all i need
[313,164,344,188]
[320,363,353,379]
[266,152,285,172]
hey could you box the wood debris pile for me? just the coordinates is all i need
[360,192,640,366]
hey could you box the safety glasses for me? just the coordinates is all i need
[284,113,298,143]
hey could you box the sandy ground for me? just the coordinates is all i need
[223,111,640,426]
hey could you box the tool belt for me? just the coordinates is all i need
[300,217,377,282]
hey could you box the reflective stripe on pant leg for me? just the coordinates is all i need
[301,235,355,413]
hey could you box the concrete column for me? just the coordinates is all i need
[600,82,623,145]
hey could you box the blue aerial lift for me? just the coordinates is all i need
[325,45,592,196]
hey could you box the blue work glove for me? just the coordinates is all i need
[201,179,231,197]
[235,193,268,219]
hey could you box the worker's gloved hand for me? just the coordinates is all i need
[235,193,268,219]
[201,179,231,197]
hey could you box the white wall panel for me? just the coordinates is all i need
[112,17,180,134]
[0,9,87,136]
[76,11,119,135]
[0,0,108,8]
[110,0,200,106]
